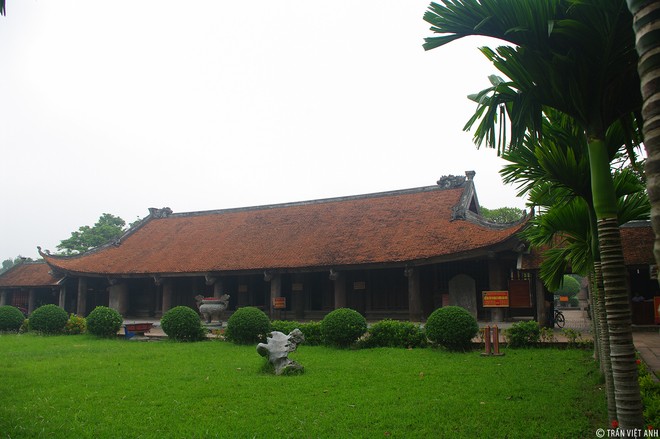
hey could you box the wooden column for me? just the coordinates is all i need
[58,286,66,310]
[265,272,281,319]
[77,278,88,316]
[405,267,422,322]
[162,279,173,314]
[108,283,129,315]
[330,270,346,309]
[213,279,224,298]
[535,274,551,327]
[28,289,36,314]
[488,259,505,322]
[293,277,304,320]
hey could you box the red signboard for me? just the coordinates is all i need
[482,291,509,308]
[273,297,286,310]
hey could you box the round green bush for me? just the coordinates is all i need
[29,304,68,334]
[321,308,367,348]
[425,306,478,351]
[86,306,123,338]
[0,305,26,332]
[364,319,426,348]
[225,306,270,345]
[161,306,207,342]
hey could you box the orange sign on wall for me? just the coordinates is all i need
[272,297,286,309]
[482,291,509,308]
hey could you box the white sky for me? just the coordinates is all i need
[0,1,526,261]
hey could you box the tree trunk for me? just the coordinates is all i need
[627,0,660,276]
[599,219,643,428]
[594,262,617,422]
[589,139,644,428]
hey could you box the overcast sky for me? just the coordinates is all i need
[0,1,526,261]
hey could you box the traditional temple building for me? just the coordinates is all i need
[1,172,535,322]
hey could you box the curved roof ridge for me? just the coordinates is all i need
[168,185,449,218]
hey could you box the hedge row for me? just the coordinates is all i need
[227,306,479,351]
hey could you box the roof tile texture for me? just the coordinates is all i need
[0,263,61,288]
[43,187,525,275]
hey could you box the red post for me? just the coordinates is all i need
[492,325,505,356]
[481,326,492,356]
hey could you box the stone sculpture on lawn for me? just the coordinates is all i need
[257,329,305,375]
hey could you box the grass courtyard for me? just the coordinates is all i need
[0,334,606,438]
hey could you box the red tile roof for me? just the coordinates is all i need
[41,185,527,276]
[0,262,63,288]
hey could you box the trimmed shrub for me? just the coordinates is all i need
[270,320,322,346]
[299,321,322,346]
[64,314,87,335]
[0,305,26,332]
[363,319,426,348]
[225,307,270,345]
[161,306,207,342]
[505,320,541,348]
[321,308,367,348]
[29,304,68,334]
[86,306,123,338]
[270,320,300,335]
[425,306,478,351]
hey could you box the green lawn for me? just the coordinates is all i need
[0,334,606,438]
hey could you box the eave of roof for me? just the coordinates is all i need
[41,182,528,277]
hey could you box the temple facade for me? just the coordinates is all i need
[1,172,537,322]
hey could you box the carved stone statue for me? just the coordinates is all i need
[194,294,230,324]
[257,329,305,375]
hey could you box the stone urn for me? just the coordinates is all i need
[194,294,230,324]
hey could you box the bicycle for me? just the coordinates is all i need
[553,309,565,328]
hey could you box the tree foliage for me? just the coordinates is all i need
[553,275,580,297]
[57,213,127,255]
[480,206,524,223]
[1,256,35,274]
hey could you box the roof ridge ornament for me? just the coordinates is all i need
[437,171,473,189]
[148,207,173,218]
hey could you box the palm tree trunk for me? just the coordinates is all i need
[594,262,617,422]
[627,0,660,276]
[589,137,644,428]
[598,219,644,428]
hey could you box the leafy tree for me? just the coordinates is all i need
[1,256,35,274]
[424,0,644,427]
[57,213,127,255]
[480,206,524,223]
[554,275,580,297]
